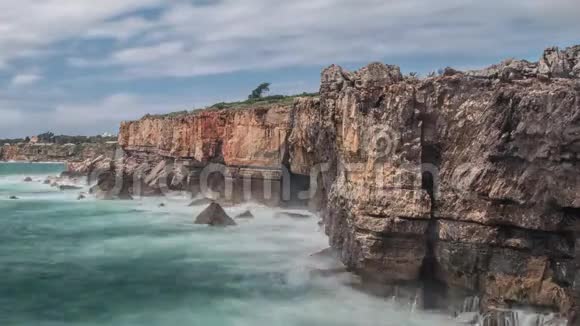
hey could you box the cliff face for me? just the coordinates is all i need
[108,104,306,203]
[118,105,292,168]
[110,45,580,318]
[315,57,580,315]
[0,143,117,163]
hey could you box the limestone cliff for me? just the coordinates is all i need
[101,45,580,320]
[118,104,292,167]
[315,52,580,317]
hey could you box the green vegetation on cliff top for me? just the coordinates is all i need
[144,92,319,119]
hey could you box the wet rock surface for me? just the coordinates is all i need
[59,185,82,191]
[235,210,254,219]
[195,203,236,227]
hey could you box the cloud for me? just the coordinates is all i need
[1,0,578,77]
[112,42,185,64]
[0,0,164,68]
[0,92,200,138]
[84,16,159,41]
[56,0,580,78]
[0,0,579,138]
[10,74,42,86]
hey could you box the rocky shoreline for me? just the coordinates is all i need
[0,143,117,163]
[34,45,580,324]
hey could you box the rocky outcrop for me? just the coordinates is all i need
[101,45,580,320]
[195,203,236,226]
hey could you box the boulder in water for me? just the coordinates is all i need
[23,177,33,182]
[9,196,18,200]
[158,203,166,207]
[59,185,82,191]
[43,179,51,185]
[195,203,236,226]
[77,194,86,200]
[275,211,312,219]
[235,210,254,219]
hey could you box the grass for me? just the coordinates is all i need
[143,92,319,119]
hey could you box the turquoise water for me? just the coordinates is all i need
[0,163,452,326]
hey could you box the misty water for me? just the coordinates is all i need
[0,162,456,326]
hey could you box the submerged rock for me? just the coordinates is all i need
[195,203,236,227]
[59,185,82,191]
[275,211,312,219]
[310,247,338,259]
[235,210,254,219]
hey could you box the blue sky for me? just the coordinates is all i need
[0,0,578,138]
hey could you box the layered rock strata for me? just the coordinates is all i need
[108,104,312,205]
[94,45,580,320]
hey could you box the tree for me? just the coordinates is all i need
[248,83,271,99]
[37,131,55,143]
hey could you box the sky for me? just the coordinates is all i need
[0,0,578,138]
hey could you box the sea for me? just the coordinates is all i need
[0,162,456,326]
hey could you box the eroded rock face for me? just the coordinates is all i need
[195,203,236,226]
[118,105,292,167]
[313,46,580,316]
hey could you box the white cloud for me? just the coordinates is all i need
[58,0,580,78]
[10,73,42,86]
[84,16,159,41]
[0,0,577,76]
[112,42,185,64]
[0,0,579,138]
[0,92,199,138]
[0,0,165,68]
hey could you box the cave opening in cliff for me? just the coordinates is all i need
[418,113,447,310]
[285,172,312,207]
